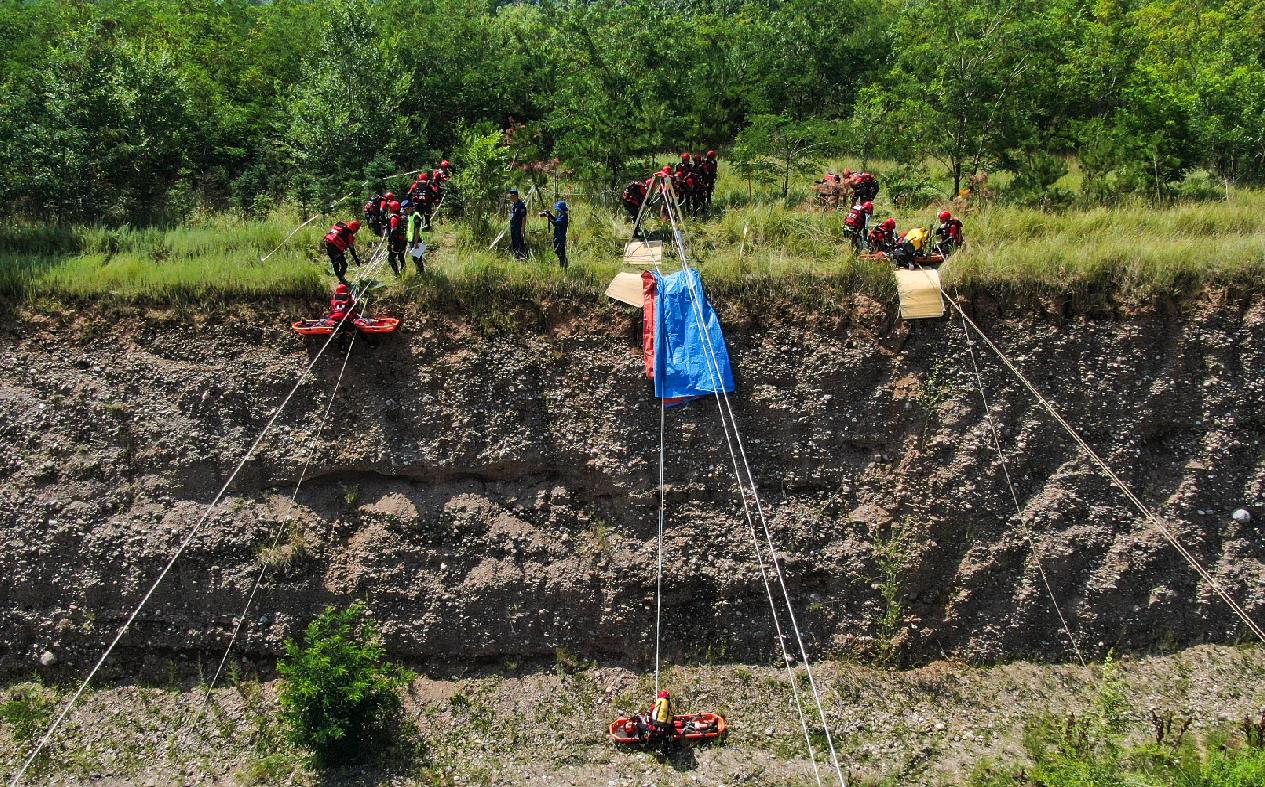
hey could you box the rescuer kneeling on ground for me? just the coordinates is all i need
[935,210,965,256]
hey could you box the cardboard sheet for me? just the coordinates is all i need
[894,268,946,319]
[623,240,664,265]
[604,272,645,307]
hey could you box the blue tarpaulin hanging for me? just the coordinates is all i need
[653,268,735,402]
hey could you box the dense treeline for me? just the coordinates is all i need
[2,0,1262,223]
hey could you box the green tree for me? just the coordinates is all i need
[878,0,1052,195]
[277,602,414,765]
[732,114,839,200]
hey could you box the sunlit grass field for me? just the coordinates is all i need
[4,165,1263,311]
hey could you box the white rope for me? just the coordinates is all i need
[654,397,665,694]
[9,239,394,787]
[203,299,364,697]
[932,282,1265,645]
[951,293,1086,666]
[660,195,839,785]
[258,168,426,263]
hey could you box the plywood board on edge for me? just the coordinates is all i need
[604,272,645,307]
[623,240,664,265]
[894,268,946,319]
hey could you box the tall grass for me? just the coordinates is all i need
[3,179,1263,310]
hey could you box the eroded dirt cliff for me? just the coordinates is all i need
[3,289,1264,676]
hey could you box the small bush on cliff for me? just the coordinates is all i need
[277,602,414,764]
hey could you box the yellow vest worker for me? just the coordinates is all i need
[651,691,672,727]
[901,226,929,252]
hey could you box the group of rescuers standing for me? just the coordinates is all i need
[321,151,965,286]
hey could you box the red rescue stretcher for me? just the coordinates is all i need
[291,315,401,336]
[860,251,946,266]
[609,712,727,746]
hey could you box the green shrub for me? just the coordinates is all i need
[1172,169,1227,203]
[277,602,415,764]
[883,164,943,209]
[0,683,55,773]
[1005,154,1074,210]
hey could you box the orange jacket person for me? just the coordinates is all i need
[323,220,361,285]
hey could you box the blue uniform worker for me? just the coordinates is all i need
[538,200,569,268]
[508,189,528,260]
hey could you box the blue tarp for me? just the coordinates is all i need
[653,268,736,401]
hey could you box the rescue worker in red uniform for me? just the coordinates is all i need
[385,200,406,276]
[867,217,897,255]
[935,210,965,256]
[430,160,451,204]
[363,193,389,237]
[323,220,361,285]
[409,172,436,231]
[622,179,648,238]
[673,152,692,181]
[844,200,874,251]
[700,150,718,210]
[853,171,879,203]
[328,282,356,321]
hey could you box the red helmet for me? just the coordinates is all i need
[680,153,690,161]
[843,168,853,177]
[440,159,451,169]
[706,149,716,158]
[335,283,349,294]
[347,220,361,232]
[939,210,952,221]
[881,218,896,230]
[660,165,672,175]
[389,200,401,212]
[418,171,429,181]
[863,201,874,212]
[657,690,670,699]
[384,191,394,201]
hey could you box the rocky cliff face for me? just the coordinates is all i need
[3,290,1264,675]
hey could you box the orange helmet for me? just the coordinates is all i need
[347,220,360,233]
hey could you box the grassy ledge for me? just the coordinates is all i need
[4,180,1264,315]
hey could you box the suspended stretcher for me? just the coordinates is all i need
[609,712,727,746]
[291,315,401,336]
